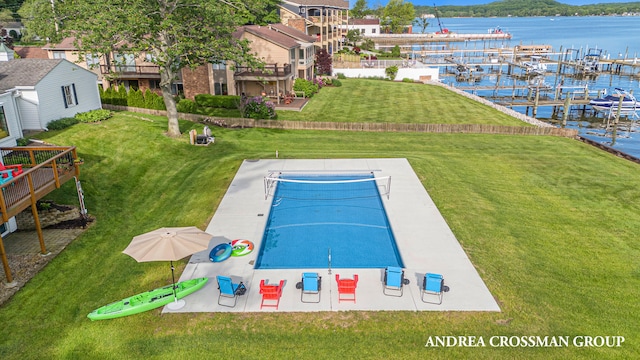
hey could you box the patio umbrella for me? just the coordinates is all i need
[123,226,212,310]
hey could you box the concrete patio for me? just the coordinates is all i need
[165,158,500,313]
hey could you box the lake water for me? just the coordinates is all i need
[432,16,640,158]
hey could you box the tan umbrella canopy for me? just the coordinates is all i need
[123,227,212,310]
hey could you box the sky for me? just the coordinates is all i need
[359,1,636,7]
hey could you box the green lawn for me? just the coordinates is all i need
[0,101,638,358]
[277,79,526,125]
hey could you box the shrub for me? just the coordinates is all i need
[385,65,399,81]
[336,73,347,79]
[75,109,113,123]
[293,78,319,98]
[331,79,342,87]
[194,94,241,109]
[176,99,198,114]
[402,78,415,83]
[143,90,166,110]
[16,137,30,146]
[127,89,145,108]
[47,117,79,130]
[241,96,277,120]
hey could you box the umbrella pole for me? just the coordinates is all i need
[170,260,178,302]
[166,260,186,310]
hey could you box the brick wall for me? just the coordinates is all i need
[182,65,212,100]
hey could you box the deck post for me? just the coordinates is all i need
[26,174,47,255]
[0,235,13,283]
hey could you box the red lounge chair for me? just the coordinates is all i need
[335,274,358,303]
[259,279,284,309]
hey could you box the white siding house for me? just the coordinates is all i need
[0,58,101,131]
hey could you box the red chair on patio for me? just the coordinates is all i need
[259,279,284,310]
[335,274,358,303]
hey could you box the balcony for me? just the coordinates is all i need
[1,146,81,222]
[100,64,161,78]
[234,64,293,80]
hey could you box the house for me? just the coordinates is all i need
[42,37,170,95]
[0,45,102,132]
[183,24,317,100]
[279,0,349,54]
[345,18,381,37]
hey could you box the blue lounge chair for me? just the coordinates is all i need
[383,266,407,297]
[216,275,245,307]
[300,272,321,303]
[422,273,444,304]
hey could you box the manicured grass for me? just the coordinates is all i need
[0,111,638,359]
[276,78,526,125]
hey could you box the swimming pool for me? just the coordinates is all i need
[255,173,404,269]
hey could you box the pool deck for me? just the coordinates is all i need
[164,158,500,313]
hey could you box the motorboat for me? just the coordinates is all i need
[589,88,637,111]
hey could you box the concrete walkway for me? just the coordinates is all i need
[166,159,500,313]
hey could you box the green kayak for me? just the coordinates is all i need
[87,277,208,321]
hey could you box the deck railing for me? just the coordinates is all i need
[100,64,161,77]
[0,146,80,222]
[234,64,292,78]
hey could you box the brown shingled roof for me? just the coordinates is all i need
[239,25,301,49]
[13,46,49,59]
[268,23,316,43]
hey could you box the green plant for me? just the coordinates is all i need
[176,98,198,114]
[402,78,414,83]
[47,117,79,130]
[240,96,277,119]
[293,78,319,98]
[331,79,342,87]
[16,137,30,146]
[336,73,347,79]
[127,89,145,108]
[194,94,241,109]
[75,109,113,123]
[385,65,399,81]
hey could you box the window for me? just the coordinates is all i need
[144,53,156,63]
[149,80,161,89]
[0,106,9,139]
[61,84,78,108]
[372,28,376,34]
[211,61,226,70]
[85,54,100,68]
[52,51,66,59]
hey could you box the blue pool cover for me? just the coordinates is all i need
[255,174,404,269]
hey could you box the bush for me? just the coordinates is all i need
[16,137,30,146]
[194,94,241,109]
[331,79,342,87]
[127,89,145,108]
[241,96,277,120]
[143,90,166,110]
[293,78,319,98]
[47,117,79,130]
[402,78,415,83]
[385,65,399,81]
[75,109,113,123]
[336,73,347,79]
[176,99,199,114]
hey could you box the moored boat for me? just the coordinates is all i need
[589,88,637,112]
[87,277,208,321]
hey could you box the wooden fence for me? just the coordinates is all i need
[102,104,578,138]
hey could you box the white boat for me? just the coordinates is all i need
[589,88,638,112]
[522,55,547,76]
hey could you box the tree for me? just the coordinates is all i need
[413,16,430,34]
[19,0,266,137]
[382,0,415,34]
[345,29,362,47]
[350,0,369,19]
[315,48,332,76]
